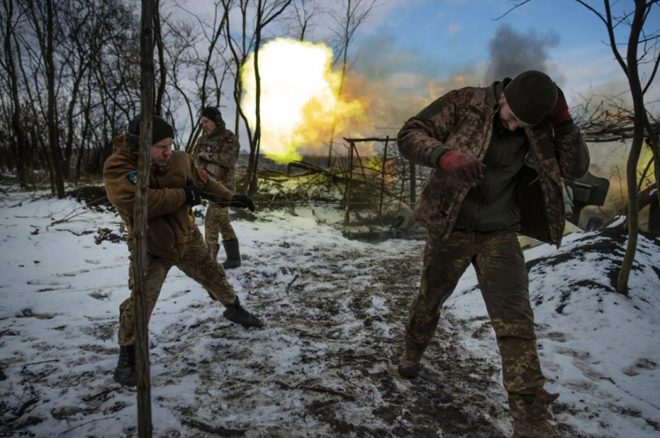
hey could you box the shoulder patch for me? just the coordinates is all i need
[126,170,137,184]
[200,169,209,180]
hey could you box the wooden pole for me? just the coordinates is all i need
[352,142,369,185]
[343,141,354,226]
[378,136,389,218]
[134,0,154,436]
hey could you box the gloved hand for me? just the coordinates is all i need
[230,194,255,212]
[546,86,570,126]
[184,186,202,206]
[439,150,485,185]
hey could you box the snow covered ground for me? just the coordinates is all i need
[1,184,659,437]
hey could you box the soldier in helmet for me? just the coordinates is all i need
[396,71,590,437]
[103,114,264,387]
[192,107,243,269]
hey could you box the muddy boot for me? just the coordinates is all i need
[113,345,136,387]
[223,296,263,328]
[397,348,422,378]
[208,242,220,260]
[222,239,241,269]
[397,334,427,378]
[509,388,560,438]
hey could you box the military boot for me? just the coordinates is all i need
[509,388,560,438]
[113,345,137,387]
[223,296,263,328]
[397,335,427,378]
[222,239,241,269]
[397,348,423,378]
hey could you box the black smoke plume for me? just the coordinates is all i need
[485,24,560,81]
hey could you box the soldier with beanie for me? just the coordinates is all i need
[396,71,589,437]
[192,107,242,269]
[103,113,264,387]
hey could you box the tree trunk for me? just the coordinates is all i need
[64,67,87,180]
[153,0,166,115]
[247,0,265,197]
[326,2,351,168]
[134,0,155,436]
[222,0,251,191]
[12,29,35,182]
[616,0,647,296]
[3,0,29,188]
[45,0,65,197]
[344,141,354,226]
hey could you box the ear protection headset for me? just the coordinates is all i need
[127,114,141,152]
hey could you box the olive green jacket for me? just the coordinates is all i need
[397,81,590,247]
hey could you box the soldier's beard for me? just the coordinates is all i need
[153,157,169,169]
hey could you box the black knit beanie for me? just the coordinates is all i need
[503,71,558,125]
[152,115,174,144]
[127,114,174,151]
[201,106,223,124]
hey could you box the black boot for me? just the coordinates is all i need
[113,345,137,387]
[222,239,241,269]
[223,297,264,328]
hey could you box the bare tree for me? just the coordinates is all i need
[222,0,251,139]
[59,0,97,180]
[0,0,169,184]
[134,0,156,434]
[503,0,660,294]
[1,0,30,188]
[44,0,65,197]
[23,0,66,197]
[154,0,167,115]
[222,0,293,196]
[248,0,294,195]
[165,1,232,152]
[574,0,660,295]
[326,0,377,167]
[285,0,324,41]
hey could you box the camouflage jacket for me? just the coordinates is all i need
[103,135,234,262]
[192,126,239,192]
[397,82,590,247]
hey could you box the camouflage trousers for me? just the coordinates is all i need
[118,232,236,346]
[405,229,545,395]
[205,202,237,245]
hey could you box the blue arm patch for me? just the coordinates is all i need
[126,170,137,184]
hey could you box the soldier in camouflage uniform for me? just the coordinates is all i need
[396,71,589,438]
[103,114,264,387]
[192,107,242,269]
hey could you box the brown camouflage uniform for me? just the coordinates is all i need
[193,125,240,253]
[406,230,543,393]
[398,80,589,395]
[103,135,237,346]
[119,232,236,345]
